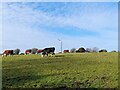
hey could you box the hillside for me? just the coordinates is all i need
[2,52,118,88]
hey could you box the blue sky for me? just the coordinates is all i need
[1,2,118,53]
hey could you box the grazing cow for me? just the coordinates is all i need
[37,49,43,54]
[25,49,31,55]
[64,50,69,53]
[42,47,55,57]
[2,50,13,56]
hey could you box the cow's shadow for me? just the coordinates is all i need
[2,71,69,88]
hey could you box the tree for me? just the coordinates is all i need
[14,48,20,55]
[99,49,107,52]
[70,48,76,53]
[92,47,99,52]
[31,48,38,54]
[86,48,92,53]
[76,47,85,53]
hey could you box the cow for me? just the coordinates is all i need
[64,50,69,53]
[37,49,43,54]
[41,47,55,57]
[25,49,31,55]
[2,50,14,56]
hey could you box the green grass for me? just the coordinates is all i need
[2,52,118,88]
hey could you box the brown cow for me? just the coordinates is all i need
[2,50,13,56]
[25,49,31,55]
[63,50,69,53]
[37,49,43,54]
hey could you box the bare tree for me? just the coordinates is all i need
[92,47,99,52]
[14,48,20,55]
[86,48,92,53]
[70,48,76,53]
[31,48,38,54]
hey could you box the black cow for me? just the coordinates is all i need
[42,47,55,57]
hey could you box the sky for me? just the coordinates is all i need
[1,2,118,53]
[1,0,120,2]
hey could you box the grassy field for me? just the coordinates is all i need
[2,52,118,88]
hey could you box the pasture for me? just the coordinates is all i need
[2,52,118,88]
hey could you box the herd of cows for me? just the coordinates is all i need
[2,47,55,57]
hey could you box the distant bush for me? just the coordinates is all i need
[31,48,38,54]
[76,47,85,53]
[111,50,117,52]
[99,49,107,52]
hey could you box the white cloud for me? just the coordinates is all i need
[1,2,118,53]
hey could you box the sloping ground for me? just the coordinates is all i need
[2,52,118,88]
